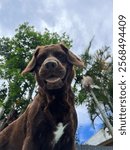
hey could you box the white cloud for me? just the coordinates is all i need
[0,0,112,54]
[76,104,91,126]
[76,103,103,129]
[0,3,2,10]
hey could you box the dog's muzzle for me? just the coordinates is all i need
[39,58,66,90]
[44,59,58,71]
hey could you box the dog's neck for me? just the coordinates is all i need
[38,85,73,102]
[37,86,74,123]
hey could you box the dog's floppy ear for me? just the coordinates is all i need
[60,44,84,68]
[21,47,40,75]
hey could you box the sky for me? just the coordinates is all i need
[0,0,113,144]
[76,104,103,144]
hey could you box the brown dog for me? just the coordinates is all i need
[0,44,84,150]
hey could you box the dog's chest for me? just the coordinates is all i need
[53,122,67,145]
[33,121,68,149]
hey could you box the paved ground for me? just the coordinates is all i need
[76,145,113,150]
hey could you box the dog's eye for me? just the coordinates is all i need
[56,54,67,63]
[37,54,47,65]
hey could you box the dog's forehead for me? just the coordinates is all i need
[38,45,67,55]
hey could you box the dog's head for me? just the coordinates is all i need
[22,44,84,90]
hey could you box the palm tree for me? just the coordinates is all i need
[74,41,113,129]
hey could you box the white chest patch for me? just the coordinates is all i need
[53,122,67,145]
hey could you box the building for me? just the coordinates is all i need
[84,128,113,146]
[76,128,113,150]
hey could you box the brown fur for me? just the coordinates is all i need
[0,44,84,150]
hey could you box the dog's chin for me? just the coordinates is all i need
[45,77,64,90]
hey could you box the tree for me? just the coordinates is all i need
[74,40,113,128]
[0,23,72,129]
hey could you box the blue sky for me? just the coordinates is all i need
[0,0,112,144]
[76,104,103,144]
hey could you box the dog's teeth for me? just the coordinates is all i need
[46,77,60,83]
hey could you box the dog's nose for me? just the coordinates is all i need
[44,60,58,70]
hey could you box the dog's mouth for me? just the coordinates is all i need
[39,65,67,90]
[45,76,64,90]
[46,77,61,84]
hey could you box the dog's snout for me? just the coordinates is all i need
[44,60,58,70]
